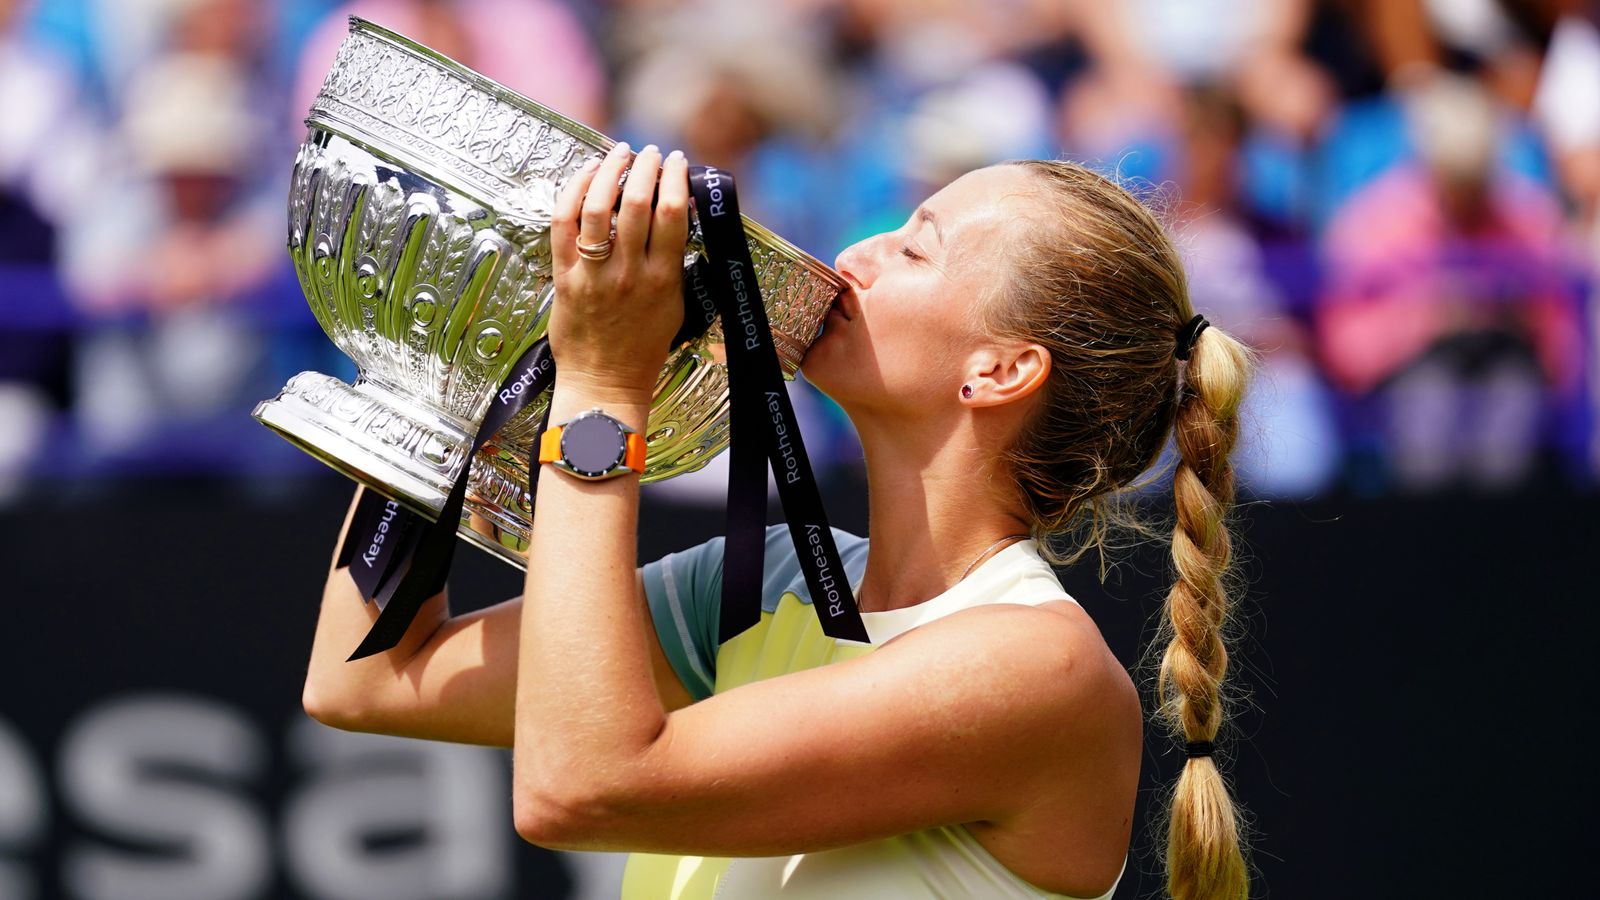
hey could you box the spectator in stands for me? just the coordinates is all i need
[1358,0,1563,110]
[1316,0,1570,224]
[1172,87,1340,496]
[612,5,838,252]
[60,0,283,457]
[1055,0,1338,237]
[0,0,101,262]
[0,0,102,498]
[1317,74,1582,491]
[1529,6,1600,477]
[1058,0,1336,171]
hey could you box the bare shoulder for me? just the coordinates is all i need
[886,599,1135,698]
[879,597,1140,751]
[881,599,1141,895]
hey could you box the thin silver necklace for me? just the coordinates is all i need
[960,533,1033,580]
[857,533,1032,613]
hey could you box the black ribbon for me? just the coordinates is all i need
[341,338,557,659]
[687,166,868,644]
[336,162,867,659]
[336,487,413,603]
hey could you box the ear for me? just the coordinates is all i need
[962,342,1051,408]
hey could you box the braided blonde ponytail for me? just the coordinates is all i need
[1159,324,1253,900]
[994,159,1257,898]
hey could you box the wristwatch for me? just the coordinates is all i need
[538,408,648,480]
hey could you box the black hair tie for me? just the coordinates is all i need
[1174,314,1210,361]
[1184,740,1215,759]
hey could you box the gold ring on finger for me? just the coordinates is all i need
[576,237,614,261]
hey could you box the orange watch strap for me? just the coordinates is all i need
[538,426,562,464]
[624,432,647,472]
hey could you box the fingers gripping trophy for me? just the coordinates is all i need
[254,19,847,574]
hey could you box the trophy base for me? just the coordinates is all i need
[253,371,534,569]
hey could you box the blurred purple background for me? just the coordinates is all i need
[2,0,1595,504]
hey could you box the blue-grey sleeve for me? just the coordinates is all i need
[640,536,725,702]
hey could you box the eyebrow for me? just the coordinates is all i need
[916,207,943,245]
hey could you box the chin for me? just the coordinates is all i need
[800,318,851,371]
[798,332,847,401]
[802,353,885,430]
[799,319,889,417]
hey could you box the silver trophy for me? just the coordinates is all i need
[253,18,845,567]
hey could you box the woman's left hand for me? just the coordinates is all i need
[548,142,689,405]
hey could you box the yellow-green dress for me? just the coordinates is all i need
[628,526,1122,900]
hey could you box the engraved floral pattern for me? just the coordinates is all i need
[278,372,457,469]
[495,177,558,276]
[258,19,846,569]
[312,30,595,199]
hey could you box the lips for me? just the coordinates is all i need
[830,289,859,322]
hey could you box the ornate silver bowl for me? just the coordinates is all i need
[252,18,845,567]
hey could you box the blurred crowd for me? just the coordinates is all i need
[1,0,1596,503]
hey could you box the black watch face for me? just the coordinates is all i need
[561,414,627,478]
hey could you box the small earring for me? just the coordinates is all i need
[961,384,974,399]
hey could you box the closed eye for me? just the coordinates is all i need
[900,245,923,261]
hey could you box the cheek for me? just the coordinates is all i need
[871,302,968,388]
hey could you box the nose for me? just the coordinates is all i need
[834,236,878,290]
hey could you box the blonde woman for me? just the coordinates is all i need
[302,142,1254,900]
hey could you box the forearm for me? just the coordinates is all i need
[514,383,665,801]
[512,141,689,829]
[303,486,451,725]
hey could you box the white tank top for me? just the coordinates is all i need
[628,534,1127,900]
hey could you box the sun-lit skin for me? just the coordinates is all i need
[803,165,1062,615]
